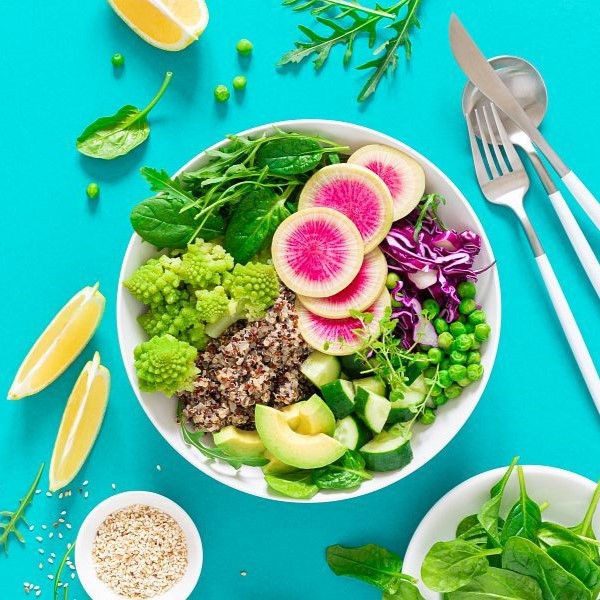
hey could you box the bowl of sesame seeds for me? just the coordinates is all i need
[75,491,202,599]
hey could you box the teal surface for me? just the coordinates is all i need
[1,1,600,598]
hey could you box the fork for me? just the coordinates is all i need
[466,103,600,412]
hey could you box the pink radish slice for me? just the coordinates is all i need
[348,144,426,221]
[298,164,393,253]
[296,289,391,356]
[297,248,388,319]
[271,207,364,298]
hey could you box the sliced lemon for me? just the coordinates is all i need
[49,352,110,492]
[108,0,209,51]
[7,284,105,400]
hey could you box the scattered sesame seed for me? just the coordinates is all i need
[82,480,89,486]
[84,491,89,499]
[48,558,54,564]
[41,525,47,530]
[71,573,76,580]
[35,536,43,542]
[58,533,63,539]
[29,525,35,531]
[35,592,41,597]
[50,553,56,558]
[241,571,247,576]
[111,483,116,490]
[35,489,41,495]
[48,575,54,580]
[61,510,67,516]
[67,543,72,550]
[58,492,64,499]
[156,464,162,471]
[48,532,54,539]
[38,549,44,555]
[66,523,72,529]
[38,563,43,570]
[58,518,65,523]
[46,492,52,497]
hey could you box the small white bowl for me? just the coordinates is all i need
[403,465,600,599]
[75,491,203,600]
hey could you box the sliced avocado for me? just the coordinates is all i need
[281,403,302,429]
[296,394,336,436]
[212,426,266,459]
[255,405,346,469]
[261,451,299,476]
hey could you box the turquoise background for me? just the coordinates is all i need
[1,1,600,598]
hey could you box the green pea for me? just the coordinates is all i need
[449,321,466,337]
[458,314,468,324]
[445,384,463,399]
[448,364,467,382]
[467,351,481,365]
[86,182,100,199]
[438,370,453,388]
[427,347,444,365]
[414,354,430,372]
[386,272,400,289]
[474,323,491,342]
[440,358,452,371]
[457,280,476,299]
[468,334,481,350]
[111,53,125,67]
[454,333,472,352]
[459,298,477,315]
[236,38,253,55]
[429,384,443,398]
[232,75,247,90]
[419,408,437,425]
[433,317,448,334]
[434,393,449,406]
[457,378,472,388]
[422,299,440,319]
[437,332,454,351]
[423,366,437,379]
[420,344,432,352]
[467,363,484,381]
[465,323,475,334]
[450,350,467,365]
[468,309,486,325]
[214,84,230,102]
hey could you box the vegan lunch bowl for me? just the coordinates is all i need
[117,119,500,502]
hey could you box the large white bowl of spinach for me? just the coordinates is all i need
[116,119,500,502]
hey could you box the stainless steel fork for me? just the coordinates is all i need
[466,103,600,412]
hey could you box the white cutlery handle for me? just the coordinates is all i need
[548,190,600,298]
[562,171,600,231]
[535,254,600,411]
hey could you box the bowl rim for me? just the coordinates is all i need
[75,490,203,600]
[116,118,502,503]
[403,464,599,599]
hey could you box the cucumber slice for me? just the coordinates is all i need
[387,375,427,424]
[354,387,391,433]
[340,353,369,378]
[321,379,355,419]
[360,425,413,472]
[334,415,372,450]
[301,351,341,388]
[353,376,386,397]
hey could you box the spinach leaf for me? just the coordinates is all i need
[224,188,291,263]
[382,580,425,599]
[421,540,501,592]
[77,72,172,160]
[537,523,598,562]
[502,536,591,600]
[447,567,543,600]
[255,136,324,175]
[546,545,600,592]
[571,480,600,539]
[457,515,481,538]
[326,543,414,594]
[313,450,372,490]
[500,467,542,545]
[265,472,318,499]
[477,457,518,546]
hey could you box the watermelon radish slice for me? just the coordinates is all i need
[298,164,393,253]
[271,207,364,298]
[296,289,391,356]
[348,144,426,221]
[297,248,388,319]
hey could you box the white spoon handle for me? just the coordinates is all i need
[562,171,600,231]
[548,190,600,298]
[535,253,600,412]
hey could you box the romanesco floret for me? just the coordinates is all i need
[224,262,280,320]
[195,286,233,324]
[134,334,199,397]
[172,239,234,288]
[123,255,181,306]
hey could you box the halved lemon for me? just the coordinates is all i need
[49,352,111,492]
[108,0,209,51]
[7,284,105,400]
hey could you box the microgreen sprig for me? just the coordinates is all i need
[54,542,75,600]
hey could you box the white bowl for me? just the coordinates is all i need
[116,119,501,503]
[404,465,600,599]
[75,491,203,600]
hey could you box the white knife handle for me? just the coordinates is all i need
[548,190,600,298]
[562,171,600,231]
[535,254,600,411]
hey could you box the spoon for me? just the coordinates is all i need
[462,55,600,298]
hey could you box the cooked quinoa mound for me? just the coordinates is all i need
[179,288,314,432]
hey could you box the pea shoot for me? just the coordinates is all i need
[214,84,230,102]
[236,38,253,55]
[86,182,100,199]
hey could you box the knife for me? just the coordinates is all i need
[449,14,600,231]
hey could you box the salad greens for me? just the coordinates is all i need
[77,72,172,160]
[279,0,423,101]
[53,542,75,600]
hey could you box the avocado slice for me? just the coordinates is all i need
[295,394,336,436]
[255,405,346,469]
[261,451,299,476]
[213,426,266,459]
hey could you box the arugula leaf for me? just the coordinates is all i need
[265,472,319,499]
[313,450,372,490]
[77,72,172,159]
[447,566,543,600]
[500,467,542,545]
[54,542,75,600]
[141,167,196,205]
[224,188,291,263]
[326,543,415,594]
[546,545,600,593]
[283,0,396,19]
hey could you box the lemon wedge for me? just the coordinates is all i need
[49,352,110,492]
[108,0,209,51]
[7,284,105,400]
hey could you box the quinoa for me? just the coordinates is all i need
[179,288,314,432]
[92,504,187,599]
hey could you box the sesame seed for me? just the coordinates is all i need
[38,563,43,570]
[58,533,63,539]
[82,480,89,486]
[38,549,44,554]
[84,491,89,499]
[58,492,64,499]
[71,573,76,580]
[58,518,65,523]
[35,536,43,542]
[111,483,116,490]
[48,532,54,539]
[60,510,66,516]
[66,523,72,529]
[29,525,35,531]
[36,592,41,597]
[41,525,47,530]
[156,464,162,471]
[35,489,41,495]
[241,571,247,576]
[46,492,52,497]
[48,558,54,564]
[50,552,56,558]
[48,575,54,580]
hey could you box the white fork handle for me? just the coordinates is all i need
[562,171,600,231]
[548,190,600,298]
[536,254,600,412]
